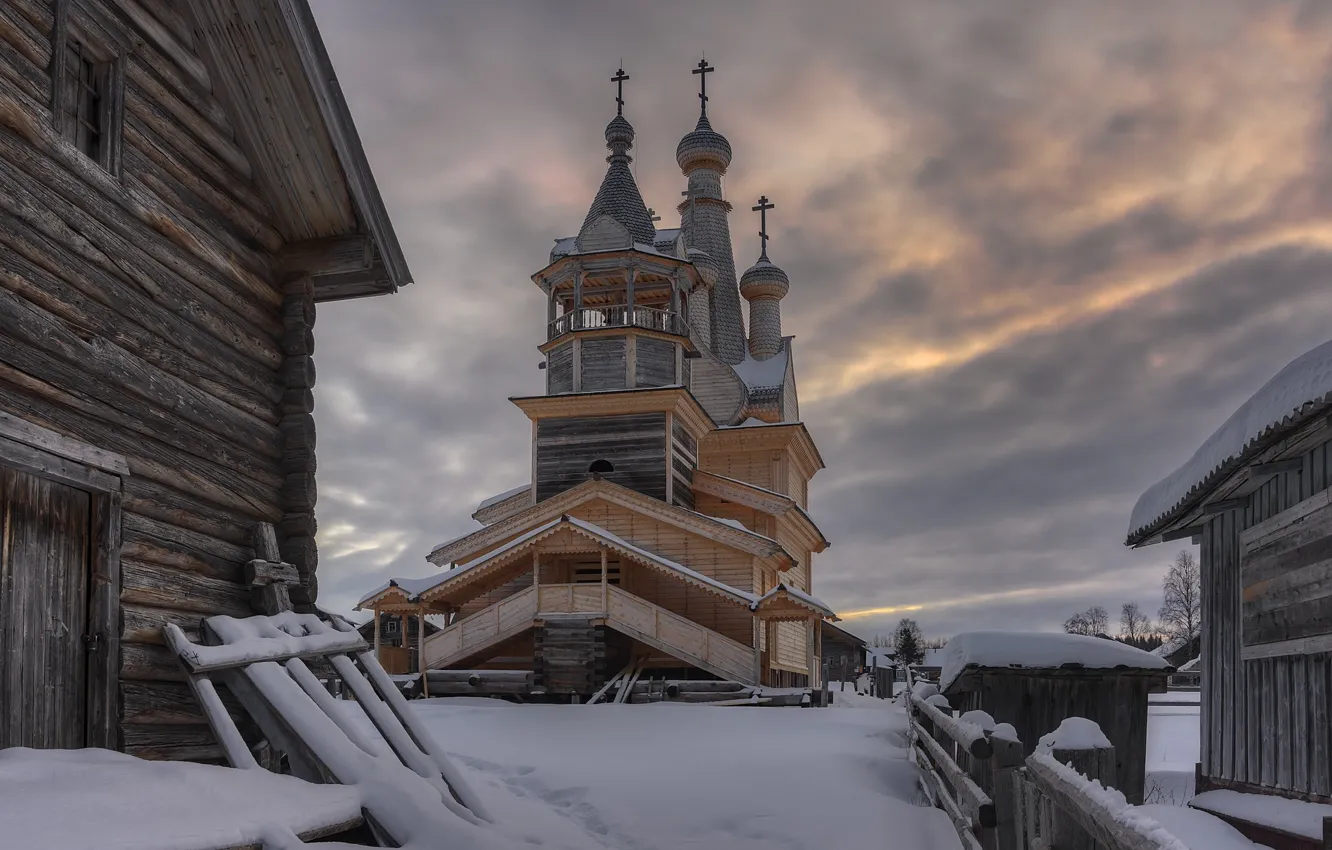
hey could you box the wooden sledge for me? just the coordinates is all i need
[166,600,491,847]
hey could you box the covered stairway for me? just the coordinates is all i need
[422,583,757,685]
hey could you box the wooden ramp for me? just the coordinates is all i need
[165,611,492,847]
[423,583,756,685]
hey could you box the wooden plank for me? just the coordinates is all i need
[0,410,128,476]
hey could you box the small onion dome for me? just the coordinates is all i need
[687,247,719,289]
[739,257,790,301]
[605,114,634,151]
[676,113,732,174]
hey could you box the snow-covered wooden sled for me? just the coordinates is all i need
[165,608,492,848]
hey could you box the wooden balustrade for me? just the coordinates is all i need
[421,583,755,684]
[546,305,682,340]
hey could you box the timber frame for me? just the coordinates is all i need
[0,411,127,750]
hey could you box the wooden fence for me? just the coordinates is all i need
[905,677,1193,850]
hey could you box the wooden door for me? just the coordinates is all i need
[0,466,92,749]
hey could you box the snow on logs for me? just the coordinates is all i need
[910,690,992,760]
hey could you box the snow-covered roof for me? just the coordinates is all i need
[1152,635,1189,658]
[360,517,568,608]
[732,345,789,390]
[751,583,836,618]
[366,516,758,610]
[1176,656,1201,673]
[919,648,946,669]
[1128,337,1332,541]
[939,631,1170,691]
[476,484,529,512]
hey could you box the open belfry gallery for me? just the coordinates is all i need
[357,63,837,698]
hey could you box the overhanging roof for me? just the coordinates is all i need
[184,0,411,301]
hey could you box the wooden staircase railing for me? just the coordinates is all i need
[422,583,757,684]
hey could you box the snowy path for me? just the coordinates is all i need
[372,690,961,849]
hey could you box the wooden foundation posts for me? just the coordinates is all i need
[373,608,381,657]
[278,277,317,609]
[418,606,429,698]
[600,548,608,612]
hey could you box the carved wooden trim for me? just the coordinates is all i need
[427,478,791,568]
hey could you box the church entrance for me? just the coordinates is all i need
[0,464,93,749]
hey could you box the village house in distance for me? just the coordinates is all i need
[358,64,837,699]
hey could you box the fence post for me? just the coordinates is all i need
[1045,724,1116,850]
[988,726,1025,850]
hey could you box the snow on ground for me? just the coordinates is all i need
[1138,804,1271,850]
[1146,693,1201,805]
[339,694,963,850]
[0,747,362,850]
[1191,789,1332,842]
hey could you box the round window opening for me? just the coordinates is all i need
[588,459,614,478]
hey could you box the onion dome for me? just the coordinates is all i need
[739,256,790,301]
[605,114,634,152]
[687,246,719,289]
[676,113,733,174]
[577,114,656,245]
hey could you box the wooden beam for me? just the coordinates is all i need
[1160,525,1204,543]
[279,234,373,277]
[1203,497,1250,515]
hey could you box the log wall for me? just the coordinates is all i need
[634,336,675,388]
[534,413,666,502]
[0,0,314,761]
[1200,435,1332,801]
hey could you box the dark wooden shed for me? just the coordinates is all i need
[1127,338,1332,843]
[943,658,1170,804]
[820,621,867,677]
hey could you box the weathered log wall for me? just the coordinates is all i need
[1200,435,1332,801]
[534,413,667,502]
[0,0,314,761]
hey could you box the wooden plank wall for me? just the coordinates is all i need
[635,337,675,388]
[1201,436,1332,799]
[570,499,754,646]
[953,673,1156,804]
[0,0,294,760]
[534,414,666,502]
[580,337,626,392]
[670,416,696,511]
[546,342,572,394]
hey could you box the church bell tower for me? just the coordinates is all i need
[520,69,710,508]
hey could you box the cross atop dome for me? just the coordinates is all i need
[752,195,775,261]
[612,67,629,116]
[693,57,714,116]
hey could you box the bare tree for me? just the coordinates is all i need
[1064,605,1110,636]
[1160,550,1202,641]
[1120,602,1149,642]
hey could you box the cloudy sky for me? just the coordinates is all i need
[306,0,1332,641]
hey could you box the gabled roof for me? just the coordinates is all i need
[751,583,837,621]
[692,471,830,551]
[183,0,410,301]
[427,477,793,569]
[1127,337,1332,545]
[362,516,756,610]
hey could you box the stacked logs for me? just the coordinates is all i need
[278,277,317,610]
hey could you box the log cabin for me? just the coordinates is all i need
[357,67,838,699]
[0,0,409,760]
[1127,338,1332,847]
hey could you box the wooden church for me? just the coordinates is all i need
[358,65,837,698]
[0,0,408,759]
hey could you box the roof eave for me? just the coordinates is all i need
[282,0,412,294]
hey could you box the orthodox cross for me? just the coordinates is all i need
[752,195,775,259]
[647,208,661,223]
[612,67,629,115]
[692,57,714,116]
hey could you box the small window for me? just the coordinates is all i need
[59,40,103,161]
[51,11,124,174]
[588,459,614,478]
